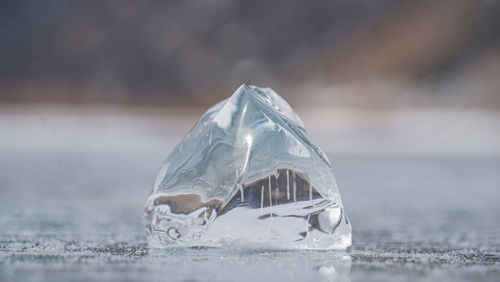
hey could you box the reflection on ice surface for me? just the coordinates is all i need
[145,85,351,249]
[145,248,352,282]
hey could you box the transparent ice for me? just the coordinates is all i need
[144,84,351,249]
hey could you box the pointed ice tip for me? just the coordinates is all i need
[236,84,256,96]
[227,84,305,130]
[228,84,263,105]
[236,84,274,102]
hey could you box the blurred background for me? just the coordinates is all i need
[2,0,500,155]
[1,1,500,281]
[1,0,500,108]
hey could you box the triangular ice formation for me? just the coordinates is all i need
[144,85,351,249]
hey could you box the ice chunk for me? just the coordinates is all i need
[144,84,351,249]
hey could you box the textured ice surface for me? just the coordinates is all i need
[144,84,351,249]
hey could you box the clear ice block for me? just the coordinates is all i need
[144,84,351,249]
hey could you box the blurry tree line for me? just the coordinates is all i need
[1,0,499,108]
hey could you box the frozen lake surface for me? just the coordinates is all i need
[1,106,499,281]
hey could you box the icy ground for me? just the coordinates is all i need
[1,106,499,281]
